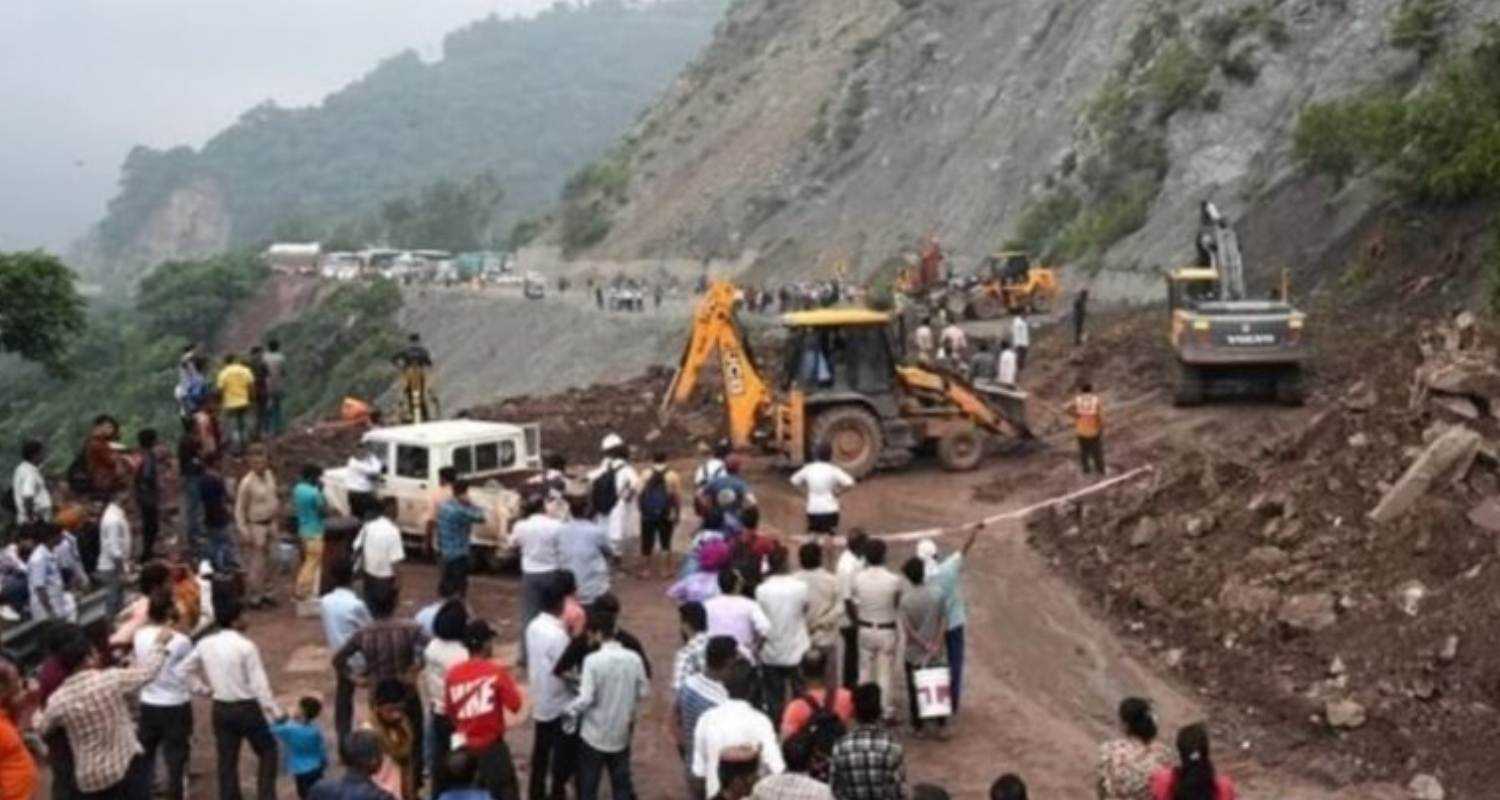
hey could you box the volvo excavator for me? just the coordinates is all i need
[661,282,1029,478]
[1167,201,1308,405]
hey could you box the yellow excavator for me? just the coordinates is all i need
[662,282,1029,477]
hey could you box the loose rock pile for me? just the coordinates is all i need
[1025,314,1500,795]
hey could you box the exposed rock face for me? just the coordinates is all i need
[137,178,231,266]
[593,0,1500,298]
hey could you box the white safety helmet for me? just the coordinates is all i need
[601,433,624,452]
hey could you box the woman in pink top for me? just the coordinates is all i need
[1150,724,1237,800]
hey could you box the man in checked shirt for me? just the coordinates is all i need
[828,685,906,800]
[33,623,175,798]
[333,584,430,775]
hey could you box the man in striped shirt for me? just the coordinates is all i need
[675,636,739,800]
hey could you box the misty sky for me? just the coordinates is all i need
[1,0,560,253]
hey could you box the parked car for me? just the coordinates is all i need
[321,420,542,569]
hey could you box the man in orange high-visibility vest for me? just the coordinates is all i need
[1063,382,1105,476]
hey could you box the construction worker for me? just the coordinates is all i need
[392,334,434,423]
[1010,311,1030,373]
[1064,382,1105,476]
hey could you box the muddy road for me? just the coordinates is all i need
[206,446,1400,799]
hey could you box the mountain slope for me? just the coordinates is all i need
[575,0,1499,298]
[83,0,727,284]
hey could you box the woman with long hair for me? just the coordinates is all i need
[1150,723,1238,800]
[1097,697,1172,799]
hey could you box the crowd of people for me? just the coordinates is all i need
[0,319,1221,800]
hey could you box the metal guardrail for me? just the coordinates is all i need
[0,589,109,669]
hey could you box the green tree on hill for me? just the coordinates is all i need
[0,251,87,374]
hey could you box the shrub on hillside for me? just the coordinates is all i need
[1293,23,1500,203]
[1389,0,1454,62]
[136,252,269,346]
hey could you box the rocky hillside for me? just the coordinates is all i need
[568,0,1499,299]
[78,0,728,286]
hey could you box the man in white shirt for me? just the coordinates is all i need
[997,340,1019,387]
[96,491,132,617]
[181,603,280,800]
[510,494,565,666]
[851,538,903,721]
[755,547,810,721]
[353,497,405,605]
[912,319,935,362]
[526,583,577,800]
[135,592,194,800]
[343,444,384,520]
[692,662,785,798]
[789,444,855,536]
[939,320,968,366]
[1011,311,1030,373]
[27,524,74,621]
[590,433,640,549]
[750,549,810,717]
[11,439,51,524]
[834,532,868,688]
[693,441,730,490]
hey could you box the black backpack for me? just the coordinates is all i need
[638,468,672,519]
[786,691,847,780]
[590,463,621,516]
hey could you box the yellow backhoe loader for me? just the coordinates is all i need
[661,282,1029,477]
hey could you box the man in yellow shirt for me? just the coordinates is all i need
[216,354,256,453]
[1063,381,1105,476]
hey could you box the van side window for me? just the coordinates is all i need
[497,441,516,468]
[475,442,501,472]
[396,445,429,480]
[453,446,474,475]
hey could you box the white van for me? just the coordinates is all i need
[321,420,542,568]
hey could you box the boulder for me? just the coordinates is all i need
[1395,580,1427,617]
[1439,635,1460,664]
[1344,381,1378,411]
[1369,427,1483,524]
[1278,592,1338,633]
[1130,517,1159,548]
[1219,578,1280,617]
[1326,698,1367,729]
[1247,546,1290,568]
[1467,497,1500,533]
[1408,774,1445,800]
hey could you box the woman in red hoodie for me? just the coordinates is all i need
[1150,724,1237,800]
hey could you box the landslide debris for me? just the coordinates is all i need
[1026,313,1500,795]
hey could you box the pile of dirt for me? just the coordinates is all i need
[1024,313,1500,796]
[468,365,720,461]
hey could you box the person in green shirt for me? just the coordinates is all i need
[917,523,980,717]
[293,465,328,600]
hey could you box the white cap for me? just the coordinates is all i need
[601,433,624,451]
[915,539,938,560]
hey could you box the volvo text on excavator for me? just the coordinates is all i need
[661,282,1030,478]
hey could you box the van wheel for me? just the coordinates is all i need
[937,428,984,471]
[810,406,883,479]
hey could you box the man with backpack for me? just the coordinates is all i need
[777,651,852,783]
[637,451,683,579]
[589,434,639,550]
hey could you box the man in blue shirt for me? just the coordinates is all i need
[319,559,371,752]
[436,479,487,596]
[918,524,980,716]
[293,465,327,601]
[559,496,617,609]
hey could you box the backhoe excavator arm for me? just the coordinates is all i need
[894,365,1032,439]
[661,282,772,448]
